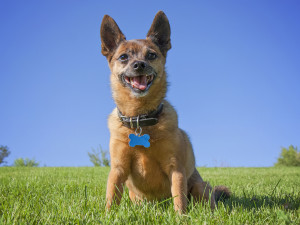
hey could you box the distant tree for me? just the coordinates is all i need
[88,148,101,166]
[0,145,11,165]
[14,158,39,167]
[88,145,110,167]
[274,145,300,167]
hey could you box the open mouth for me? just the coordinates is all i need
[123,74,155,93]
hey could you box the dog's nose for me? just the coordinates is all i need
[133,61,146,71]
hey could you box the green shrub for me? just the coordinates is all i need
[275,145,300,167]
[88,145,110,167]
[14,158,39,167]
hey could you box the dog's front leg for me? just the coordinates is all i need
[170,168,187,213]
[105,166,128,210]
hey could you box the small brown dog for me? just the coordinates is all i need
[100,11,230,213]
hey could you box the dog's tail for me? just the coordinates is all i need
[213,185,231,202]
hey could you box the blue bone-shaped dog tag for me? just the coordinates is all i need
[129,133,150,148]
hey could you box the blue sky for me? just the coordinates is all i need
[1,0,299,167]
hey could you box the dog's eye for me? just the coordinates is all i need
[147,52,157,60]
[119,54,128,62]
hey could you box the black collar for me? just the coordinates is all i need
[117,103,164,128]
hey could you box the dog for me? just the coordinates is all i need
[100,11,230,213]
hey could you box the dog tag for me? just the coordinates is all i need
[129,133,150,148]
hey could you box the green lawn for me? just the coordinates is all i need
[0,167,299,224]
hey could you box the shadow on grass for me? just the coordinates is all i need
[115,187,299,213]
[222,194,300,211]
[123,193,300,213]
[152,195,300,214]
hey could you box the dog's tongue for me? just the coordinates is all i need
[132,76,147,90]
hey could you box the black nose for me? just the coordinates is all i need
[133,61,146,71]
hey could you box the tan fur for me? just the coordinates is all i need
[100,11,229,214]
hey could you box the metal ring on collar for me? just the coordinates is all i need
[130,117,133,129]
[135,126,142,136]
[137,115,140,128]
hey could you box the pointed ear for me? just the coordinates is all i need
[146,11,171,56]
[100,15,126,58]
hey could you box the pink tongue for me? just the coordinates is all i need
[132,76,147,90]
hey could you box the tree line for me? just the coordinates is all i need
[0,145,40,167]
[1,144,299,167]
[0,145,110,167]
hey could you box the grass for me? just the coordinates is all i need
[0,167,299,224]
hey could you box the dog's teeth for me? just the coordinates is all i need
[146,75,152,82]
[130,77,134,86]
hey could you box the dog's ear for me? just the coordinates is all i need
[146,11,171,56]
[100,15,126,58]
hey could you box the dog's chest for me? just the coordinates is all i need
[129,150,171,192]
[132,151,162,176]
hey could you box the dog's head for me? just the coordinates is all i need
[100,11,171,98]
